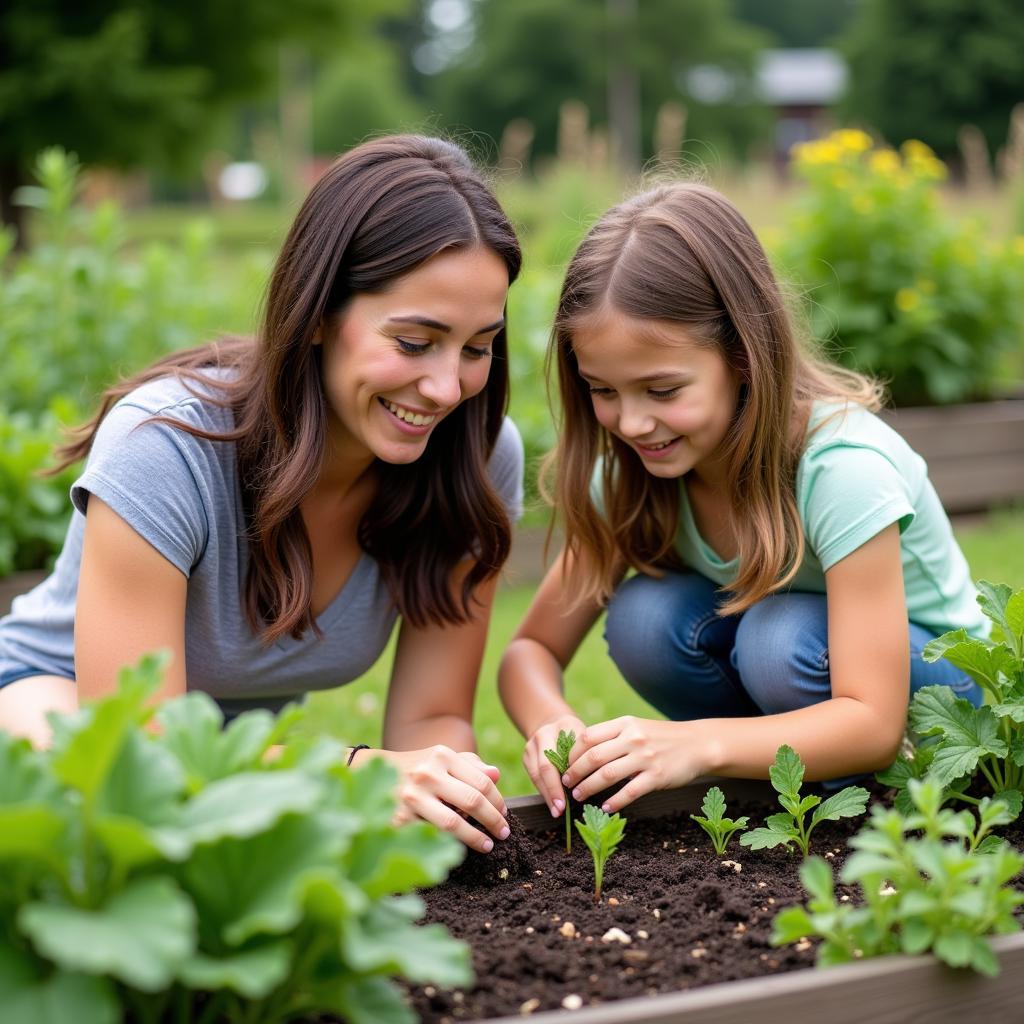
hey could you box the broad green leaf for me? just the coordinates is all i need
[977,581,1014,636]
[346,822,464,899]
[321,974,416,1024]
[899,919,934,955]
[51,652,168,801]
[980,792,1022,830]
[969,938,1001,977]
[770,906,815,945]
[739,822,797,850]
[97,731,184,824]
[0,733,58,806]
[342,900,473,987]
[178,771,323,845]
[990,701,1024,724]
[179,812,352,946]
[799,856,834,903]
[157,695,275,790]
[328,756,399,828]
[933,929,974,968]
[769,745,805,800]
[0,805,66,864]
[19,877,196,991]
[0,943,118,1024]
[699,786,725,824]
[922,630,1015,693]
[1005,591,1024,646]
[797,794,822,817]
[811,786,869,826]
[909,687,1007,785]
[178,941,292,998]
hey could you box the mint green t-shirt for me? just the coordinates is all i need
[674,402,987,640]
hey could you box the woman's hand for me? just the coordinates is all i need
[523,713,586,817]
[562,716,716,814]
[365,745,510,853]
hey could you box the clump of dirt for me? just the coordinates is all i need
[448,811,536,886]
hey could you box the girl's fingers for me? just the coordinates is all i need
[431,772,511,846]
[446,753,509,822]
[599,772,653,814]
[530,752,566,816]
[562,735,630,791]
[566,745,635,803]
[403,787,499,853]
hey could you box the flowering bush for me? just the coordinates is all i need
[778,129,1024,406]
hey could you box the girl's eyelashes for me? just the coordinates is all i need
[463,346,492,360]
[649,386,682,400]
[395,338,492,359]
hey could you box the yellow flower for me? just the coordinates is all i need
[900,139,936,161]
[869,150,901,176]
[895,288,920,312]
[833,129,872,153]
[793,139,843,165]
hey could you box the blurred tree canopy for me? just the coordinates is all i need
[421,0,769,167]
[840,0,1024,161]
[0,0,408,237]
[731,0,859,48]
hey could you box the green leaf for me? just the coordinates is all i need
[811,787,869,826]
[50,651,168,801]
[799,856,835,903]
[328,755,399,829]
[322,974,417,1024]
[18,877,196,991]
[342,899,473,987]
[0,733,58,806]
[0,805,66,864]
[922,630,1015,692]
[0,943,118,1024]
[178,771,323,845]
[933,929,975,968]
[699,786,725,824]
[1005,591,1024,646]
[740,822,797,851]
[770,906,815,945]
[346,822,464,899]
[977,581,1014,636]
[178,941,292,998]
[769,745,805,800]
[900,919,934,955]
[909,686,1007,785]
[969,938,1001,977]
[543,729,576,775]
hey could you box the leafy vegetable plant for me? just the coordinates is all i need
[740,745,869,857]
[0,652,470,1024]
[772,776,1024,976]
[574,804,626,901]
[543,729,576,853]
[690,786,749,855]
[883,581,1024,808]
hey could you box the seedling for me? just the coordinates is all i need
[690,786,749,855]
[543,729,576,853]
[574,804,626,901]
[740,744,868,857]
[771,777,1024,976]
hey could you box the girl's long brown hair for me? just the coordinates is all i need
[549,183,882,615]
[56,135,522,644]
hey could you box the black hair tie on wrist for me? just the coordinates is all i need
[347,743,370,767]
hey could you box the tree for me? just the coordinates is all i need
[839,0,1024,161]
[424,0,768,168]
[732,0,859,49]
[0,0,408,240]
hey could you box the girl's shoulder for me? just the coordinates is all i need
[802,400,915,463]
[109,368,237,434]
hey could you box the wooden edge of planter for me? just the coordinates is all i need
[480,783,1024,1024]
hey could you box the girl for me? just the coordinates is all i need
[500,182,984,818]
[0,135,522,854]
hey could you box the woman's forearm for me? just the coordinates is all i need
[382,712,477,753]
[700,696,904,781]
[499,637,578,738]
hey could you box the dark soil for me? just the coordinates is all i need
[404,786,1024,1023]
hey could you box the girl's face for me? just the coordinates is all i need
[319,245,509,467]
[573,308,740,483]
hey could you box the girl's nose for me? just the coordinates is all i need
[418,354,462,408]
[617,401,655,439]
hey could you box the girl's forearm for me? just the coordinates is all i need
[699,696,904,781]
[383,713,477,753]
[499,638,578,738]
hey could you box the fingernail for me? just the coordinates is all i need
[601,803,611,813]
[550,805,560,817]
[497,825,509,840]
[572,788,582,801]
[562,774,570,785]
[553,798,565,813]
[482,838,494,853]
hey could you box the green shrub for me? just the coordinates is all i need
[0,652,470,1024]
[777,129,1024,406]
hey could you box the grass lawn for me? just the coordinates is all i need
[305,508,1024,797]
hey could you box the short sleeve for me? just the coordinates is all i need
[71,401,210,576]
[488,417,525,524]
[801,444,915,571]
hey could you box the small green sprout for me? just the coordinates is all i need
[690,786,749,856]
[740,744,868,857]
[574,804,626,901]
[543,729,576,853]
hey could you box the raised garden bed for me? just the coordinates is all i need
[405,781,1024,1024]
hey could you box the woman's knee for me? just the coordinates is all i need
[734,594,830,714]
[0,675,77,748]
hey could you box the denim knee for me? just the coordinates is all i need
[733,593,831,714]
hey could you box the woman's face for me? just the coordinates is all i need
[572,308,740,484]
[320,245,509,467]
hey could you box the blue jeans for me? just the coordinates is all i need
[604,572,981,725]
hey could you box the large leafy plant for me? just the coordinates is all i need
[881,581,1024,810]
[0,653,470,1024]
[777,129,1024,406]
[772,777,1024,976]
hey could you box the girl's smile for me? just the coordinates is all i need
[573,308,739,482]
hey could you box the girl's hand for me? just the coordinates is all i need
[563,717,715,814]
[369,746,510,854]
[523,713,586,817]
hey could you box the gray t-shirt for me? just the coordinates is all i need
[0,373,524,713]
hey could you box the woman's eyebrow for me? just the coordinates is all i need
[386,315,505,336]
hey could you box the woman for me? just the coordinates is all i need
[0,135,523,854]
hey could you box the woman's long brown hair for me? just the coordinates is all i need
[548,183,882,615]
[56,135,522,644]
